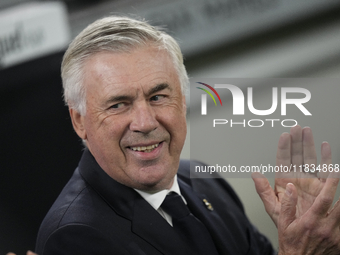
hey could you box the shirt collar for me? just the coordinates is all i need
[135,175,186,211]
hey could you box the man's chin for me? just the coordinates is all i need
[134,173,175,192]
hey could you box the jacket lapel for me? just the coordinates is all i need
[178,177,242,255]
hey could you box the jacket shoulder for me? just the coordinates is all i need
[36,168,124,253]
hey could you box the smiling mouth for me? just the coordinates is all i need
[129,142,160,153]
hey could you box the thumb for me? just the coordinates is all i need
[279,183,297,230]
[252,172,278,224]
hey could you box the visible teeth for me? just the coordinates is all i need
[131,143,159,152]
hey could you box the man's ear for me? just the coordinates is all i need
[69,108,87,140]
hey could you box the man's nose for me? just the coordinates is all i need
[129,102,159,133]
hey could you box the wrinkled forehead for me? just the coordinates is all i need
[81,47,181,97]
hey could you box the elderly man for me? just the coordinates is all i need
[36,16,340,254]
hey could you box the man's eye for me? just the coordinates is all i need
[110,102,124,109]
[150,95,165,101]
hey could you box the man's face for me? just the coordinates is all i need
[70,46,187,192]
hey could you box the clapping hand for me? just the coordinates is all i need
[253,125,340,254]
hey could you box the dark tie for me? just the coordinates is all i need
[161,192,219,255]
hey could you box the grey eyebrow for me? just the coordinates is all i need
[147,83,171,96]
[104,95,134,106]
[104,83,171,107]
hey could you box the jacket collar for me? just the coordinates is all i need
[78,149,137,220]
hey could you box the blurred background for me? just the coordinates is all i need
[1,0,340,253]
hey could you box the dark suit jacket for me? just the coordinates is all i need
[36,149,276,255]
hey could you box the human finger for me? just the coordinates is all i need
[328,196,340,226]
[278,183,298,230]
[6,253,16,255]
[302,127,317,167]
[252,172,279,225]
[311,171,340,216]
[276,132,291,167]
[290,125,303,168]
[319,142,332,180]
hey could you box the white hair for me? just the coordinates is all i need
[61,16,189,115]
